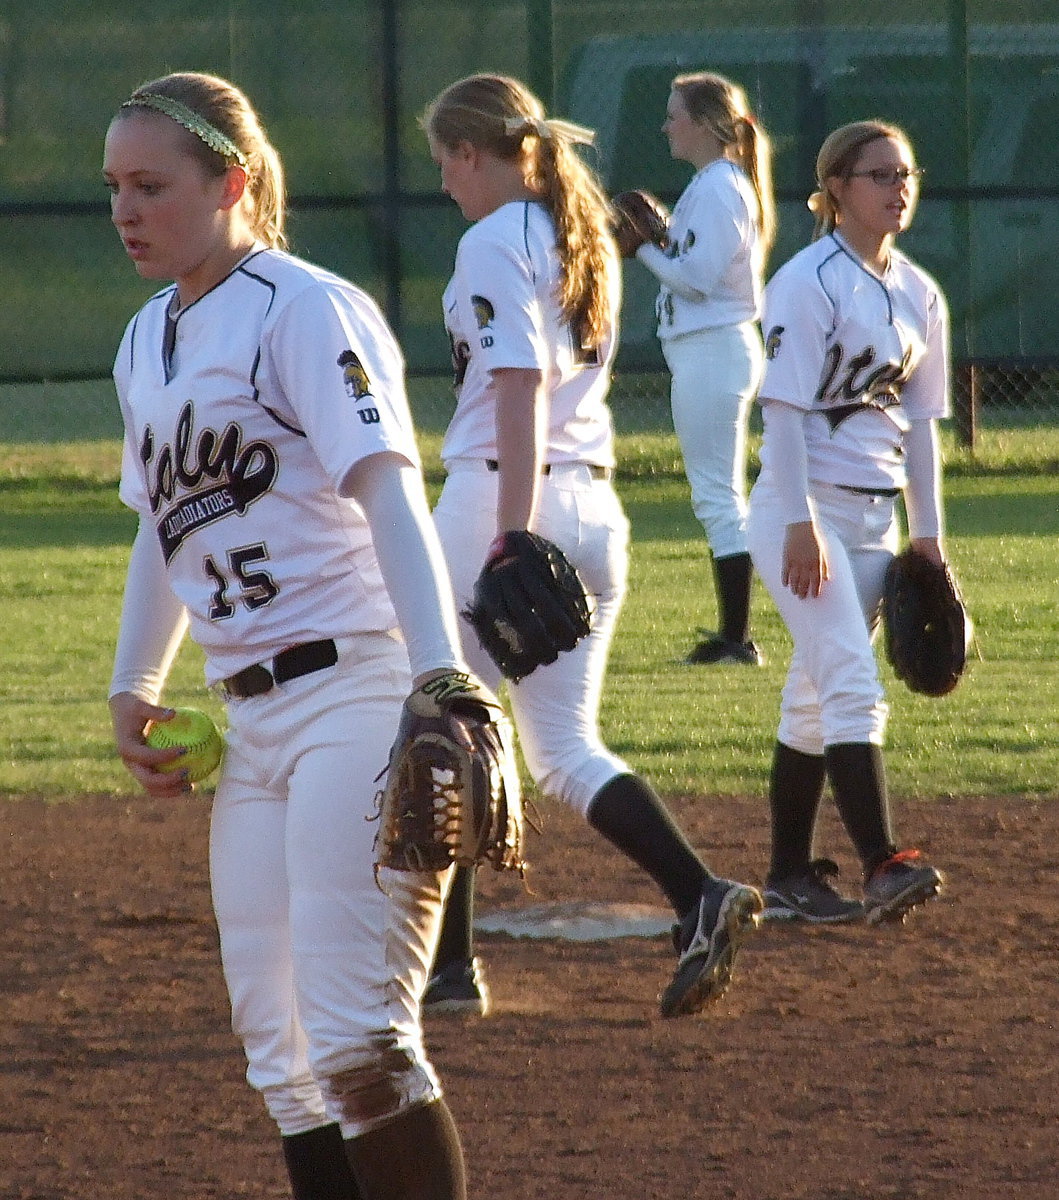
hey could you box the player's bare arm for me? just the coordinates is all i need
[492,365,547,535]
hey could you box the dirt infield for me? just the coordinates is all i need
[2,791,1056,1200]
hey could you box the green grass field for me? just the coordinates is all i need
[1,418,1056,801]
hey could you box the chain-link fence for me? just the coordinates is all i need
[2,0,1057,454]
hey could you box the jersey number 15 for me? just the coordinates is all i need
[204,543,279,620]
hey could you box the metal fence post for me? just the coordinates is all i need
[381,0,403,336]
[949,0,976,451]
[526,0,554,109]
[954,363,979,450]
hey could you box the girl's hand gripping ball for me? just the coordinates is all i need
[145,707,225,784]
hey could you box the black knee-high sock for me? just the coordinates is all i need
[713,551,753,643]
[282,1122,362,1200]
[587,773,711,916]
[431,865,475,973]
[766,741,827,882]
[824,742,897,876]
[345,1099,466,1200]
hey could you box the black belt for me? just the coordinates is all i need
[223,639,339,698]
[485,459,610,480]
[836,484,901,498]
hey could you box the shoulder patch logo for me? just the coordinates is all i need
[337,349,372,399]
[765,325,785,360]
[472,295,495,329]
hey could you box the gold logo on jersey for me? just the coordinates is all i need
[338,349,372,399]
[765,325,785,360]
[471,295,495,329]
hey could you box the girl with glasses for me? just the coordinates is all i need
[747,120,948,926]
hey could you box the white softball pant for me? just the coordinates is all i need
[662,322,764,560]
[433,460,630,818]
[209,632,447,1140]
[747,475,900,753]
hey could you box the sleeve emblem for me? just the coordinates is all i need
[471,295,495,329]
[337,349,373,399]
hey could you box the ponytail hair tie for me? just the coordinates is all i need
[503,115,596,147]
[545,118,596,146]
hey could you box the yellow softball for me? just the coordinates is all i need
[145,707,225,784]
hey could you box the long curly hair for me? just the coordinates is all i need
[424,73,616,352]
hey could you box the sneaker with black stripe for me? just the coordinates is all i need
[659,879,763,1018]
[763,858,864,924]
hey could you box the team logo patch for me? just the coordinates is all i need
[765,325,785,360]
[337,349,372,399]
[472,295,495,329]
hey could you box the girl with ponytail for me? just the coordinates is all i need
[420,73,763,1022]
[106,70,481,1199]
[638,71,776,667]
[747,120,947,927]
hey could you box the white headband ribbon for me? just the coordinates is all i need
[503,115,596,146]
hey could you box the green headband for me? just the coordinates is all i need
[122,93,248,168]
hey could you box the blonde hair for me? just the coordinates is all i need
[115,72,287,249]
[424,73,616,351]
[808,119,910,240]
[671,71,776,255]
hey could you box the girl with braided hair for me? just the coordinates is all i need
[421,73,762,1021]
[638,71,776,666]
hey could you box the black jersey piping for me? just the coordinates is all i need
[235,255,308,438]
[812,244,843,336]
[522,202,537,283]
[822,233,895,324]
[155,250,270,385]
[126,288,175,379]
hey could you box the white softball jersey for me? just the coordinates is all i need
[439,200,618,469]
[757,232,950,493]
[638,158,764,339]
[432,200,632,816]
[113,247,417,683]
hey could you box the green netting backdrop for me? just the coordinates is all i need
[2,0,1057,433]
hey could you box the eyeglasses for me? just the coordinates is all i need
[848,166,925,186]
